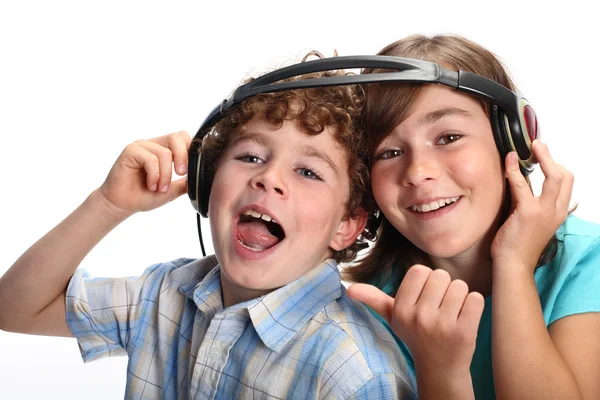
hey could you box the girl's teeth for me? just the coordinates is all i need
[412,197,459,213]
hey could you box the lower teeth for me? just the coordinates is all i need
[238,239,265,252]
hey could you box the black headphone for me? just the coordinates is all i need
[188,55,540,255]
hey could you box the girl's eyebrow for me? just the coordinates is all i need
[416,107,474,129]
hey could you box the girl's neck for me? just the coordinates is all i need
[428,235,495,298]
[426,204,507,298]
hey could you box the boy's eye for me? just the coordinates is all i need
[376,149,403,160]
[297,167,322,180]
[237,153,264,163]
[437,133,462,145]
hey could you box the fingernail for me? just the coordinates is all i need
[508,152,518,163]
[161,185,169,193]
[178,164,187,174]
[150,184,157,191]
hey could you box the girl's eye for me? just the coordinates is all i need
[437,133,462,145]
[297,167,322,181]
[237,153,263,163]
[376,149,403,160]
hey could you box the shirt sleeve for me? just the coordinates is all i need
[347,373,417,400]
[65,261,175,363]
[549,235,600,325]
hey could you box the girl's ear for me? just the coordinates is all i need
[329,209,368,251]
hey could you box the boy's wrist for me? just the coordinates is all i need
[87,188,134,225]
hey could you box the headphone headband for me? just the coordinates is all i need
[188,55,539,255]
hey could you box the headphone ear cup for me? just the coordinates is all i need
[489,104,511,162]
[197,149,212,218]
[365,210,382,239]
[187,137,212,218]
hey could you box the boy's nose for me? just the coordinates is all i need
[250,169,288,198]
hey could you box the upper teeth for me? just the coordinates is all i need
[242,209,276,223]
[411,197,459,212]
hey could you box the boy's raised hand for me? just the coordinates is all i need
[347,265,484,398]
[99,131,192,219]
[0,130,193,337]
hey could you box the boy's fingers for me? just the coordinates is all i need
[347,283,394,323]
[166,131,192,175]
[395,264,432,307]
[505,151,532,206]
[126,145,160,191]
[135,140,174,193]
[167,177,188,202]
[149,132,176,148]
[457,291,485,334]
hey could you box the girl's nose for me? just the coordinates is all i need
[400,152,440,187]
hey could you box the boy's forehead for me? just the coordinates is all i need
[241,118,340,144]
[232,129,271,146]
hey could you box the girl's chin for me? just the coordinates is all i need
[414,239,471,260]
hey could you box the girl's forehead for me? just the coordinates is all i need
[398,87,485,128]
[411,85,478,112]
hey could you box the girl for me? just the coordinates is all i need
[346,35,600,400]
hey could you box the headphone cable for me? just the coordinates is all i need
[196,213,207,257]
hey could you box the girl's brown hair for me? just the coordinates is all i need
[343,35,558,288]
[199,51,376,263]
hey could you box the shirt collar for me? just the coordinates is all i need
[179,256,224,316]
[180,258,343,353]
[247,259,343,353]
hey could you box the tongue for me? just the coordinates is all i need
[237,221,280,250]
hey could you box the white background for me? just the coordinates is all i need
[1,1,599,398]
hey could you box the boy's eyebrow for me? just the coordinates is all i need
[416,107,474,128]
[231,131,341,177]
[231,131,272,148]
[297,144,340,178]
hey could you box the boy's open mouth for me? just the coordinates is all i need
[237,209,285,252]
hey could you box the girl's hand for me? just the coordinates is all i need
[97,131,192,220]
[491,140,574,270]
[347,265,484,376]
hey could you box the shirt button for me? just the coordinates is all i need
[209,347,220,359]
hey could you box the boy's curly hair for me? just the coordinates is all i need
[197,51,374,263]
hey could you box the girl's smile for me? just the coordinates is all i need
[371,84,506,261]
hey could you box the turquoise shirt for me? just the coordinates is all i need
[372,215,600,399]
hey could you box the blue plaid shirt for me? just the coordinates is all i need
[66,256,416,399]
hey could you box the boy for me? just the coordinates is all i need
[0,57,416,399]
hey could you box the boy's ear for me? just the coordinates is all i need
[329,209,368,251]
